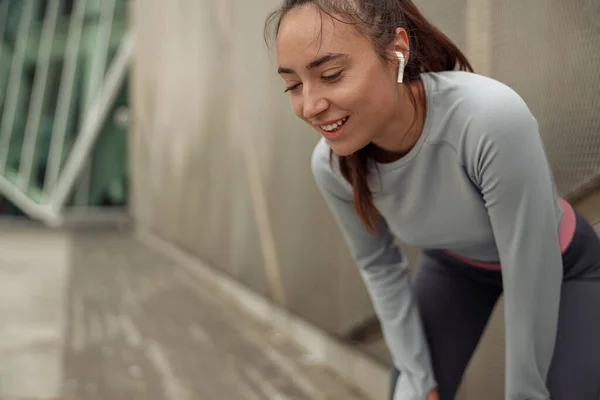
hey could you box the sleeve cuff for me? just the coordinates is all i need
[392,371,437,400]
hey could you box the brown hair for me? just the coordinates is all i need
[265,0,473,233]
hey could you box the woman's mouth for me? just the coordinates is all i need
[318,117,349,139]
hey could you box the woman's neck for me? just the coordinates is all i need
[369,79,427,164]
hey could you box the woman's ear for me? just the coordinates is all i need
[393,27,410,60]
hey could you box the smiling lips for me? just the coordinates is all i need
[316,116,349,140]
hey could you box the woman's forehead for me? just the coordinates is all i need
[276,5,364,58]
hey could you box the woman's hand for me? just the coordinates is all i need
[426,388,439,400]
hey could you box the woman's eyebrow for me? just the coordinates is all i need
[278,53,348,75]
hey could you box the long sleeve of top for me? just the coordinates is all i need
[311,151,438,400]
[466,92,562,400]
[310,70,564,400]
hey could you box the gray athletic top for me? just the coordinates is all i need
[311,71,564,400]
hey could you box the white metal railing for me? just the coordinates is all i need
[43,0,89,198]
[0,1,11,106]
[18,0,62,191]
[0,0,35,175]
[0,0,132,225]
[47,30,132,223]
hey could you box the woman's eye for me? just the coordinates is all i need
[283,72,341,93]
[322,71,342,81]
[284,83,302,93]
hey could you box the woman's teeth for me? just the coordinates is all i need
[321,117,348,132]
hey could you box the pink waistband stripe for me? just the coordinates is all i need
[444,198,577,271]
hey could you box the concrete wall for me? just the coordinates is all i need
[130,0,377,340]
[130,1,600,399]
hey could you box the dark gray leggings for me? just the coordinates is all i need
[390,212,600,400]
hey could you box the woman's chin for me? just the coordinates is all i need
[327,138,368,157]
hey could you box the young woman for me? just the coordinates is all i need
[265,1,600,399]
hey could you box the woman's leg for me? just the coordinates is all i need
[389,251,503,400]
[546,280,600,399]
[547,214,600,399]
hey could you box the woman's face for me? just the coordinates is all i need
[276,4,401,156]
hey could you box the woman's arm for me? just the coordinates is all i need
[473,95,562,400]
[311,141,437,400]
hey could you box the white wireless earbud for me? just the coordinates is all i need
[395,51,405,83]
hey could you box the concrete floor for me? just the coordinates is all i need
[0,223,367,400]
[0,225,70,399]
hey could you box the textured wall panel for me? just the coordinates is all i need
[489,0,600,197]
[415,0,467,50]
